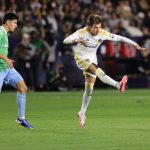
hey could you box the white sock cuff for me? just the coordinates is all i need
[85,82,94,88]
[95,68,105,77]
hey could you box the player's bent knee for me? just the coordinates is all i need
[18,86,28,94]
[16,80,28,94]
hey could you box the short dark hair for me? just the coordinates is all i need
[2,12,19,24]
[87,14,102,26]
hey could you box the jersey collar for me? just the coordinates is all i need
[1,26,7,34]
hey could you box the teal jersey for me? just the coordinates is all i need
[0,26,9,72]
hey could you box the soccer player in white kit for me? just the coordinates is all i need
[63,14,146,128]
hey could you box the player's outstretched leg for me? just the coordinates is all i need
[95,68,128,92]
[95,68,120,88]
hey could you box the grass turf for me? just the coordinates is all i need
[0,89,150,150]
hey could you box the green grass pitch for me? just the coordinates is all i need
[0,89,150,150]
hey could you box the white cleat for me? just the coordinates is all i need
[77,112,86,128]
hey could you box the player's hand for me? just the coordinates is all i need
[135,44,147,51]
[73,39,86,46]
[5,58,15,68]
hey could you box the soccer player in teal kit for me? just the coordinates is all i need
[0,13,33,129]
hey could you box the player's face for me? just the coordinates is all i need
[7,20,18,32]
[89,23,101,36]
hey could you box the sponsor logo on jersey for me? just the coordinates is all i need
[84,45,98,48]
[98,39,102,43]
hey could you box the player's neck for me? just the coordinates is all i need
[86,26,90,33]
[86,27,94,36]
[2,24,9,32]
[87,27,98,36]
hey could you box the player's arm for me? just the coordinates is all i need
[102,30,146,51]
[63,32,86,45]
[0,30,14,68]
[110,33,146,51]
[0,54,14,68]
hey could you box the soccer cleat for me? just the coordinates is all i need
[16,118,34,129]
[77,112,86,128]
[119,75,128,93]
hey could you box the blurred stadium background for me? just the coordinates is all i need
[0,0,150,91]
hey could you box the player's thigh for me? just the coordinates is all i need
[74,55,91,71]
[0,73,5,92]
[86,63,98,74]
[5,68,27,92]
[0,70,9,92]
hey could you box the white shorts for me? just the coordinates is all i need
[74,54,97,78]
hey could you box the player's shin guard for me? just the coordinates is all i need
[95,68,119,89]
[80,82,94,114]
[16,92,26,120]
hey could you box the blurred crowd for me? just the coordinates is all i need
[0,0,150,90]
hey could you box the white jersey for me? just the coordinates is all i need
[63,27,137,71]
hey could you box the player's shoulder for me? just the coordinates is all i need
[0,26,5,35]
[99,29,110,37]
[77,27,88,35]
[0,26,4,30]
[0,26,3,32]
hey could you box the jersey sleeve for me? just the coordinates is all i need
[0,29,3,40]
[63,31,80,44]
[0,29,3,51]
[101,29,137,46]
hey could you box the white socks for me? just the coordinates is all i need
[95,68,120,89]
[80,83,94,114]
